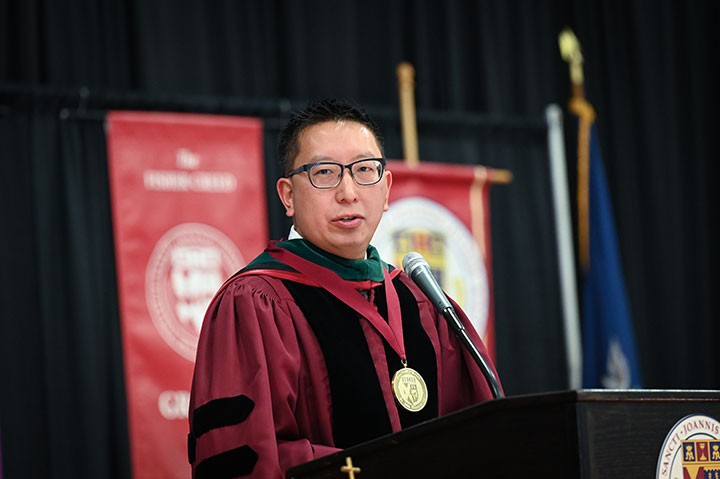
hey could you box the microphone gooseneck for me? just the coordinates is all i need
[402,252,504,399]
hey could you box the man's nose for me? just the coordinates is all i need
[335,168,359,201]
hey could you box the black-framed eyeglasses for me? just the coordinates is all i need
[287,158,387,189]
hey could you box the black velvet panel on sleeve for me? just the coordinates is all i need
[195,445,258,478]
[192,394,255,438]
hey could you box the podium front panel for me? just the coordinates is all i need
[287,390,720,478]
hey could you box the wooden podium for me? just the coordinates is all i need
[287,390,720,478]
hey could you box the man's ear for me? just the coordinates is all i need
[383,170,393,212]
[276,177,295,217]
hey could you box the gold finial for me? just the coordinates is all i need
[559,27,585,87]
[340,456,361,479]
[396,61,415,86]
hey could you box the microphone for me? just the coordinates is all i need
[402,252,504,399]
[402,252,453,313]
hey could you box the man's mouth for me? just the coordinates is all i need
[333,215,363,227]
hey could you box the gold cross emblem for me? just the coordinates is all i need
[340,456,361,479]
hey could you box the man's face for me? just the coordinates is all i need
[276,120,392,260]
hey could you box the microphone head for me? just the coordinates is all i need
[402,251,428,277]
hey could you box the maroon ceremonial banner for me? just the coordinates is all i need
[106,112,267,478]
[373,161,495,359]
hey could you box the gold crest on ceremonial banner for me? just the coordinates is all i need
[373,197,490,339]
[392,229,446,285]
[391,367,428,412]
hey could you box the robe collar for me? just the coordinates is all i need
[246,238,390,283]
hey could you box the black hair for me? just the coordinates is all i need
[277,98,384,175]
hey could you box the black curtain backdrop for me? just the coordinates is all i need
[1,1,717,478]
[0,108,130,478]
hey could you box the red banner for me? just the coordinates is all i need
[373,161,495,358]
[106,112,267,478]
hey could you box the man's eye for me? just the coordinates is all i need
[316,168,334,175]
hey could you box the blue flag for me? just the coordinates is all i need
[581,123,643,389]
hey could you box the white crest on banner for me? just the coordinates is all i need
[145,223,244,361]
[372,197,489,336]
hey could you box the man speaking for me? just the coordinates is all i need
[188,99,501,478]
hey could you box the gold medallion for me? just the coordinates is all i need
[391,366,428,412]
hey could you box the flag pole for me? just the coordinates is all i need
[559,27,594,271]
[556,27,594,390]
[546,103,583,390]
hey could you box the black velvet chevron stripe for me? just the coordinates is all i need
[192,394,255,438]
[188,433,196,464]
[195,445,259,478]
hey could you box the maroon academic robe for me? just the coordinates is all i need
[189,269,500,478]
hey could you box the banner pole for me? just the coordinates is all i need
[395,62,513,183]
[396,62,420,167]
